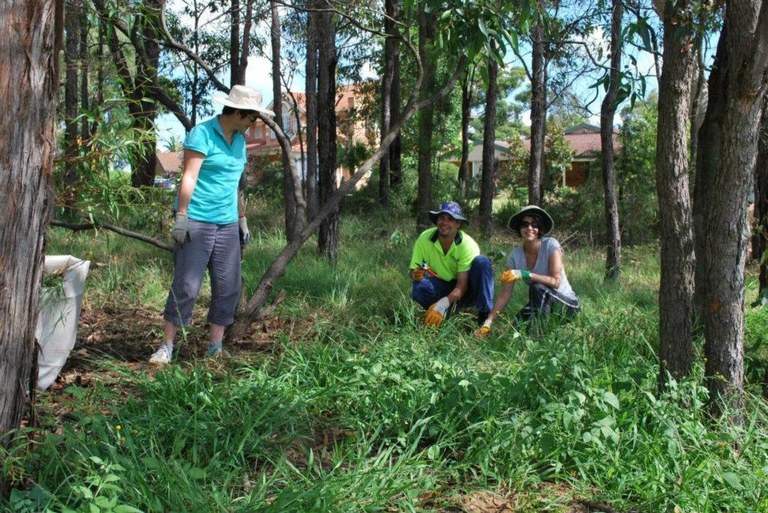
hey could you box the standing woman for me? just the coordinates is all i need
[149,86,273,365]
[478,205,579,336]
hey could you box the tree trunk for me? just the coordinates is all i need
[230,0,243,85]
[79,3,94,146]
[63,0,82,216]
[416,5,436,230]
[272,1,303,242]
[305,0,319,220]
[131,0,161,187]
[389,35,403,190]
[695,0,768,421]
[601,0,622,281]
[379,0,399,207]
[688,16,708,186]
[655,0,697,389]
[528,17,546,206]
[458,71,473,201]
[229,0,254,86]
[0,0,60,497]
[479,52,498,234]
[756,93,768,295]
[317,3,339,261]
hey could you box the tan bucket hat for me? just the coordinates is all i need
[213,85,274,115]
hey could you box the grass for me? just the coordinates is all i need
[4,199,768,512]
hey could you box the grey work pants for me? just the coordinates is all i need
[163,220,242,327]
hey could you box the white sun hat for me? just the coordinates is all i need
[213,85,274,116]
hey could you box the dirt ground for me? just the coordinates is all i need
[48,304,301,390]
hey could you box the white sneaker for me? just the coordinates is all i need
[148,345,172,366]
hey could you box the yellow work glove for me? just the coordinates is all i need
[424,297,451,327]
[475,318,493,338]
[500,269,531,285]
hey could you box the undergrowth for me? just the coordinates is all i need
[3,199,768,512]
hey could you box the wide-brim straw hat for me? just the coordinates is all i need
[428,201,468,224]
[213,85,274,116]
[507,205,554,235]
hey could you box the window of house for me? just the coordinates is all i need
[282,111,292,133]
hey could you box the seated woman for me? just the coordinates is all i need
[478,205,579,336]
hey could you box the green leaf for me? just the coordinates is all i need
[722,472,744,490]
[114,506,145,513]
[94,496,115,509]
[603,391,620,409]
[187,467,207,480]
[74,485,94,500]
[102,473,122,483]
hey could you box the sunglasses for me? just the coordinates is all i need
[519,221,540,229]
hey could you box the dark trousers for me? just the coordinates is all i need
[411,255,494,321]
[517,283,580,323]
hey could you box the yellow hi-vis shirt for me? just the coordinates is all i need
[409,227,480,281]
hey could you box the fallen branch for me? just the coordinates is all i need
[50,219,173,252]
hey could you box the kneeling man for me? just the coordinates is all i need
[409,201,494,327]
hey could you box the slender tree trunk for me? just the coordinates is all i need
[389,32,403,190]
[271,1,302,241]
[656,0,698,389]
[528,17,546,206]
[416,5,436,230]
[229,0,253,86]
[694,0,768,421]
[133,0,161,188]
[601,0,622,280]
[230,0,243,85]
[688,16,708,184]
[0,0,60,497]
[756,93,768,297]
[305,0,319,220]
[317,2,339,260]
[379,0,399,207]
[479,52,498,234]
[79,3,93,145]
[458,70,474,201]
[63,0,82,215]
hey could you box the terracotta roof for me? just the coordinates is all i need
[155,151,183,174]
[246,83,375,157]
[521,124,620,159]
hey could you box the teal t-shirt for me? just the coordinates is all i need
[180,116,246,224]
[409,227,480,281]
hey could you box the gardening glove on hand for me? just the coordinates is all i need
[500,269,531,285]
[424,297,451,327]
[239,216,250,246]
[475,318,493,338]
[171,213,190,246]
[411,267,425,282]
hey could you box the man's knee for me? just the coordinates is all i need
[411,280,433,308]
[470,255,492,273]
